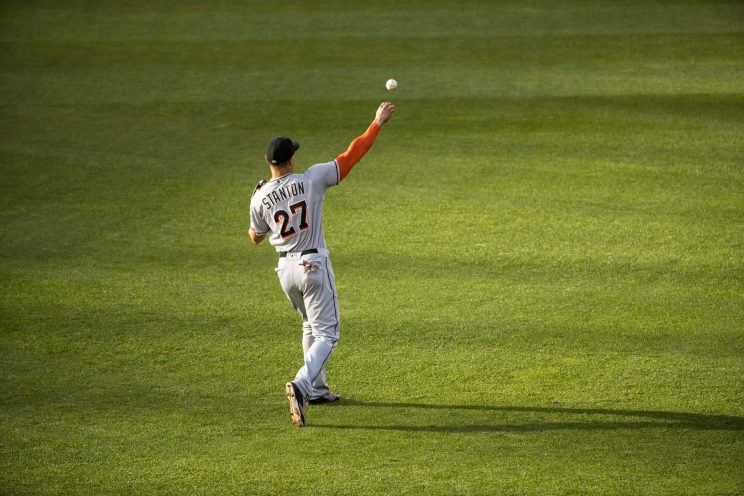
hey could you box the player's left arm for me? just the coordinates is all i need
[335,102,395,181]
[249,228,266,245]
[249,180,269,245]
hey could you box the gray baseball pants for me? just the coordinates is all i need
[276,251,339,400]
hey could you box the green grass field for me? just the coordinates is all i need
[2,1,743,494]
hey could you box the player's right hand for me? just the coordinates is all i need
[374,102,395,126]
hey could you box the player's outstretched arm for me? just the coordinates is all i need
[336,102,395,181]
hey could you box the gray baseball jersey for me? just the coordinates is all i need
[250,160,339,254]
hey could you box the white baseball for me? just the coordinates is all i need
[386,79,398,91]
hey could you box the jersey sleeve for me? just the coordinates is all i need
[304,161,340,189]
[249,197,270,235]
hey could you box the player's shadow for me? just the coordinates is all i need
[309,400,744,433]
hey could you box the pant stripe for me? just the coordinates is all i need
[325,264,339,338]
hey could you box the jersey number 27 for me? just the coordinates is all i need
[274,200,308,238]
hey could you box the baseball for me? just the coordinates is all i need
[386,79,397,91]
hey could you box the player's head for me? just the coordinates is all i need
[265,136,300,167]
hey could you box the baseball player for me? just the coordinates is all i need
[249,102,396,427]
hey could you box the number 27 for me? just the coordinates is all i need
[274,200,309,239]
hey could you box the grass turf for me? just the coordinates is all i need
[1,0,743,494]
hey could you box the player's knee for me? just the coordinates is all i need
[312,332,338,348]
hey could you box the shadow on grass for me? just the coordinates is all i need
[309,400,744,433]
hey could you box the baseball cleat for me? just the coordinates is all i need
[285,382,306,427]
[309,392,341,404]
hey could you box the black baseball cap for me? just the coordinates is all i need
[265,136,300,165]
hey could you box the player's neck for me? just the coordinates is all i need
[270,163,294,179]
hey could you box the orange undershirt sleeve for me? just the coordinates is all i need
[335,122,380,181]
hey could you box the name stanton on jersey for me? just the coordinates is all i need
[261,181,305,210]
